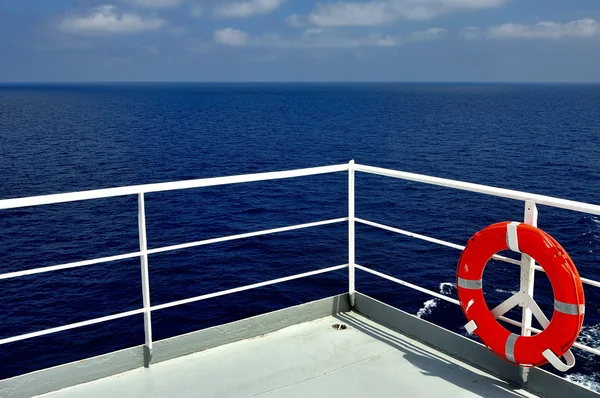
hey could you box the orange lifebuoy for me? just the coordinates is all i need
[457,221,585,367]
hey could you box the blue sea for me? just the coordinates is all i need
[1,83,599,391]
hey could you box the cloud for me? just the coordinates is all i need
[309,2,392,27]
[215,0,284,18]
[409,27,447,41]
[489,18,599,39]
[59,5,166,35]
[286,14,304,27]
[308,0,507,27]
[460,26,482,40]
[211,25,450,50]
[124,0,181,8]
[214,28,250,46]
[190,5,203,18]
[214,29,403,49]
[297,32,402,48]
[304,28,326,36]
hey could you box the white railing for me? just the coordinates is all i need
[351,163,600,365]
[1,161,600,373]
[0,164,349,355]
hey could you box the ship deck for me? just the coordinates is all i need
[37,311,538,398]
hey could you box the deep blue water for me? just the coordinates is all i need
[1,83,600,390]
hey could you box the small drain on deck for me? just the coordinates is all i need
[332,323,347,330]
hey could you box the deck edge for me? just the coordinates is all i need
[0,294,350,398]
[353,292,599,398]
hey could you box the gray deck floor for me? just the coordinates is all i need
[37,312,539,398]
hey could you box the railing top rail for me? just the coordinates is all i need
[0,164,349,210]
[355,164,600,216]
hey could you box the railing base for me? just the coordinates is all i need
[143,345,152,368]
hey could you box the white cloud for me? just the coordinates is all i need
[308,0,507,27]
[286,14,304,27]
[228,30,403,49]
[124,0,181,8]
[310,2,392,26]
[214,28,250,45]
[303,28,326,36]
[460,26,482,40]
[59,5,166,35]
[311,32,401,48]
[215,0,284,18]
[212,23,448,51]
[190,5,203,18]
[489,18,599,39]
[409,27,447,41]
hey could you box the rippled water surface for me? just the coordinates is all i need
[1,83,599,389]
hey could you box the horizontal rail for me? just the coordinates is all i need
[356,218,464,251]
[0,264,347,346]
[0,218,347,281]
[150,264,348,312]
[357,264,600,357]
[147,218,348,255]
[355,264,460,305]
[0,252,142,280]
[519,325,600,357]
[357,263,525,329]
[0,164,348,210]
[355,164,600,216]
[0,308,145,346]
[532,264,600,289]
[572,342,600,357]
[358,218,600,289]
[497,321,600,356]
[498,315,522,329]
[355,218,522,266]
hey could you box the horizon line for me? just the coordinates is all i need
[2,80,600,85]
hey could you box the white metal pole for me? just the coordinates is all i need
[138,192,153,368]
[520,200,538,383]
[349,160,356,307]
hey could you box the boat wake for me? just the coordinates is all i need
[566,372,600,393]
[566,323,600,392]
[416,282,455,318]
[578,323,600,349]
[416,299,438,318]
[494,288,518,294]
[439,282,456,295]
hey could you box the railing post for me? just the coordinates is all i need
[138,192,153,368]
[349,160,356,307]
[520,200,538,383]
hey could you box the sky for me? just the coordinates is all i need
[1,0,600,82]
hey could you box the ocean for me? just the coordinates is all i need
[1,83,599,390]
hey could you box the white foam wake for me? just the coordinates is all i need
[566,373,600,393]
[494,288,518,294]
[439,282,456,295]
[578,323,600,349]
[416,282,455,318]
[417,299,438,318]
[564,323,600,392]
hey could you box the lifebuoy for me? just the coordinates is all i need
[457,221,585,368]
